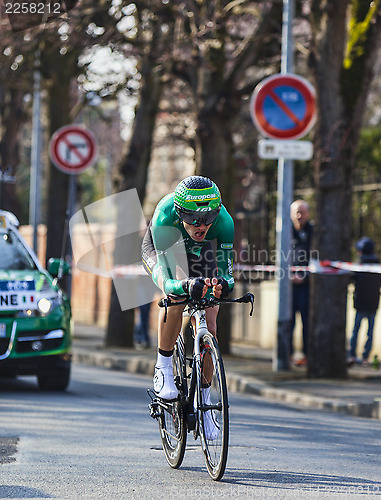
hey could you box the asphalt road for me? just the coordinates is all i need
[1,365,381,499]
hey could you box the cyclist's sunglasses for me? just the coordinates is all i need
[177,207,221,226]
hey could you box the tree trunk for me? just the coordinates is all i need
[196,109,236,355]
[0,87,27,217]
[105,283,135,348]
[196,110,235,211]
[118,58,163,200]
[44,50,79,266]
[105,48,163,348]
[308,0,381,378]
[46,81,70,264]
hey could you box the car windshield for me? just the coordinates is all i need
[0,229,37,270]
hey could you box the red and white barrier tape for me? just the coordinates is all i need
[235,260,381,274]
[75,263,148,278]
[327,261,381,274]
[112,264,148,277]
[77,261,381,278]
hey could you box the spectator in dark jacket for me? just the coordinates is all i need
[348,237,381,365]
[290,200,313,366]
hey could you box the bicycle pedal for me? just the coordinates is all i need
[147,389,156,401]
[148,401,161,420]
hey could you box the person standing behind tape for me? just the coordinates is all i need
[348,237,381,366]
[290,200,313,366]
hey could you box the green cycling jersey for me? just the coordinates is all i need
[147,193,235,296]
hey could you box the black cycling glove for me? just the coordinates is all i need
[184,277,205,300]
[216,277,230,298]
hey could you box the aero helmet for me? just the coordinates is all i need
[174,176,221,226]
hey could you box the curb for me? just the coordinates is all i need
[73,350,155,376]
[72,348,381,421]
[227,373,381,420]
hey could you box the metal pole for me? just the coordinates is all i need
[66,173,76,297]
[274,0,295,371]
[281,0,294,74]
[58,174,76,297]
[30,53,42,254]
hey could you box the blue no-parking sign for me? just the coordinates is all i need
[250,74,316,140]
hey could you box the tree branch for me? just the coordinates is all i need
[225,0,282,91]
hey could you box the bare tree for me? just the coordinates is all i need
[307,0,381,377]
[105,2,173,347]
[0,87,29,215]
[41,1,119,265]
[0,24,34,216]
[168,0,283,353]
[0,1,119,253]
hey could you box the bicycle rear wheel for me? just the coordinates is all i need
[198,331,229,481]
[159,337,187,468]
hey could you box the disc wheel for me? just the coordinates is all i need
[159,339,187,468]
[198,332,229,481]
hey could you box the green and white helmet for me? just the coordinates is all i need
[174,176,222,226]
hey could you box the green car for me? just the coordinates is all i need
[0,210,72,390]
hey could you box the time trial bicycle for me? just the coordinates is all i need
[148,291,254,481]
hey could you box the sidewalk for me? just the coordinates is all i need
[72,324,381,420]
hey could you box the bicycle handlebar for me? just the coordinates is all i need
[158,292,254,323]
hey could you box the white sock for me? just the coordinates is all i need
[156,352,173,368]
[202,386,211,404]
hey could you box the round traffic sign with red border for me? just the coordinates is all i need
[250,74,316,140]
[49,125,98,174]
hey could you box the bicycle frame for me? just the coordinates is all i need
[149,292,254,420]
[177,308,213,436]
[148,291,254,479]
[193,308,209,358]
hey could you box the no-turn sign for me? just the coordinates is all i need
[49,125,98,174]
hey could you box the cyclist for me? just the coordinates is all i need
[142,176,234,410]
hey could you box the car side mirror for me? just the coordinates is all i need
[48,258,71,278]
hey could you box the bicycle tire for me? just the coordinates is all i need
[159,337,187,468]
[198,332,229,481]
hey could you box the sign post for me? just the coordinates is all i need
[275,0,295,372]
[49,125,98,295]
[250,0,316,371]
[251,72,316,364]
[30,53,42,254]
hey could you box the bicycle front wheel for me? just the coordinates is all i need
[198,331,229,481]
[159,338,187,468]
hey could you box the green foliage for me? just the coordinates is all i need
[352,125,381,256]
[341,0,380,115]
[344,0,379,69]
[354,125,381,183]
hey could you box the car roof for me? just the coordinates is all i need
[0,210,20,230]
